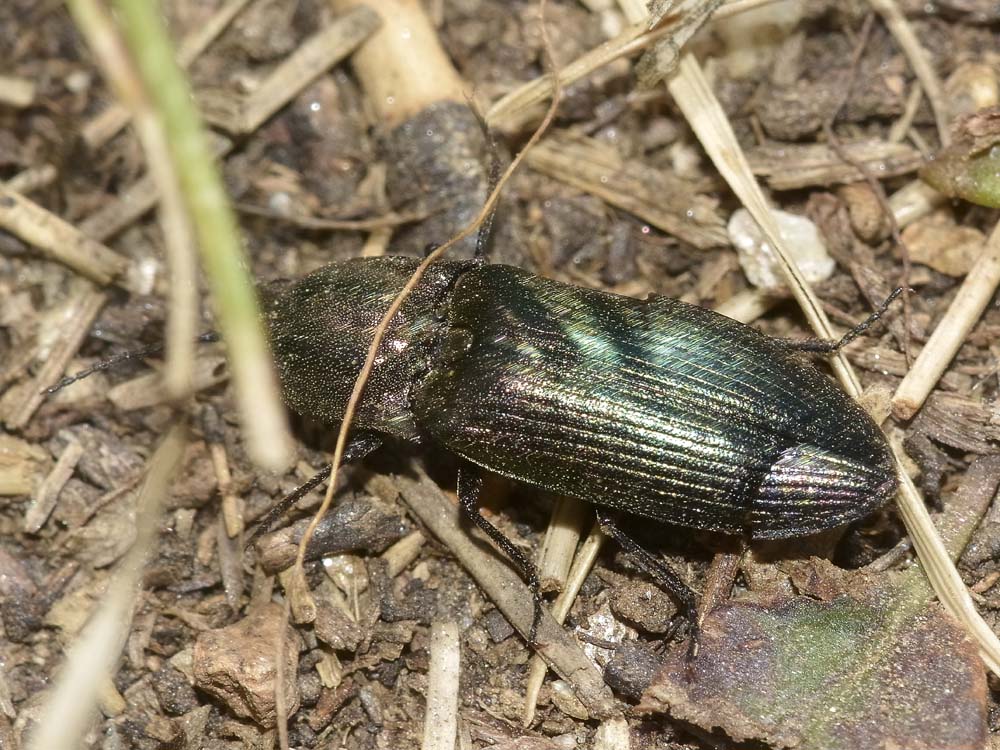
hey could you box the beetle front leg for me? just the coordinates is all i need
[457,464,545,644]
[246,433,383,547]
[594,509,700,650]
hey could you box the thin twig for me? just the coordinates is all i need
[868,0,951,147]
[0,185,129,287]
[234,202,429,231]
[893,222,1000,420]
[422,621,461,750]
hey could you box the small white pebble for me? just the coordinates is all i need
[728,208,835,292]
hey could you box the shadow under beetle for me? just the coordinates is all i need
[258,249,900,642]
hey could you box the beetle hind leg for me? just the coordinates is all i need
[457,465,545,644]
[779,286,906,354]
[594,509,700,653]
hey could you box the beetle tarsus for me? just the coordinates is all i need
[457,464,545,645]
[594,509,700,644]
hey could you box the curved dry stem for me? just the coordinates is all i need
[275,4,566,743]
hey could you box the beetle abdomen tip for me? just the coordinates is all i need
[751,443,897,539]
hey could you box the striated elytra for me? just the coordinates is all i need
[261,254,898,640]
[264,255,897,541]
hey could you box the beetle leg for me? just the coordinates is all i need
[779,286,906,354]
[593,509,699,646]
[457,465,544,644]
[245,433,382,548]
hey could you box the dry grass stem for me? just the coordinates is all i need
[523,523,607,726]
[537,496,590,591]
[201,7,379,134]
[421,621,461,750]
[208,441,243,538]
[383,530,427,577]
[868,0,951,147]
[487,21,660,130]
[893,224,1000,420]
[888,83,925,143]
[234,202,428,231]
[26,423,186,750]
[490,0,781,131]
[0,185,129,287]
[4,164,57,194]
[24,440,84,534]
[81,0,253,149]
[746,140,924,190]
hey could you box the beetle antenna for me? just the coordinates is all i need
[46,331,219,394]
[467,101,503,262]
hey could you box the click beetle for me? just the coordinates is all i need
[259,252,900,637]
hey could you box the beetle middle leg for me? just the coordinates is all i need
[594,509,699,644]
[457,464,545,644]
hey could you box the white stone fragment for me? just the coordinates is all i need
[727,208,835,292]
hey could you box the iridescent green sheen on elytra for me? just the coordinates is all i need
[265,256,897,541]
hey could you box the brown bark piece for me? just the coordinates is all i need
[192,603,301,727]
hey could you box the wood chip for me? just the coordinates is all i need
[0,74,35,108]
[0,434,48,496]
[747,140,924,190]
[527,132,728,249]
[24,440,84,533]
[0,187,128,286]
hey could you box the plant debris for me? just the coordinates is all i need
[2,0,1000,747]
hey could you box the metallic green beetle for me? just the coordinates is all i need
[262,255,898,631]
